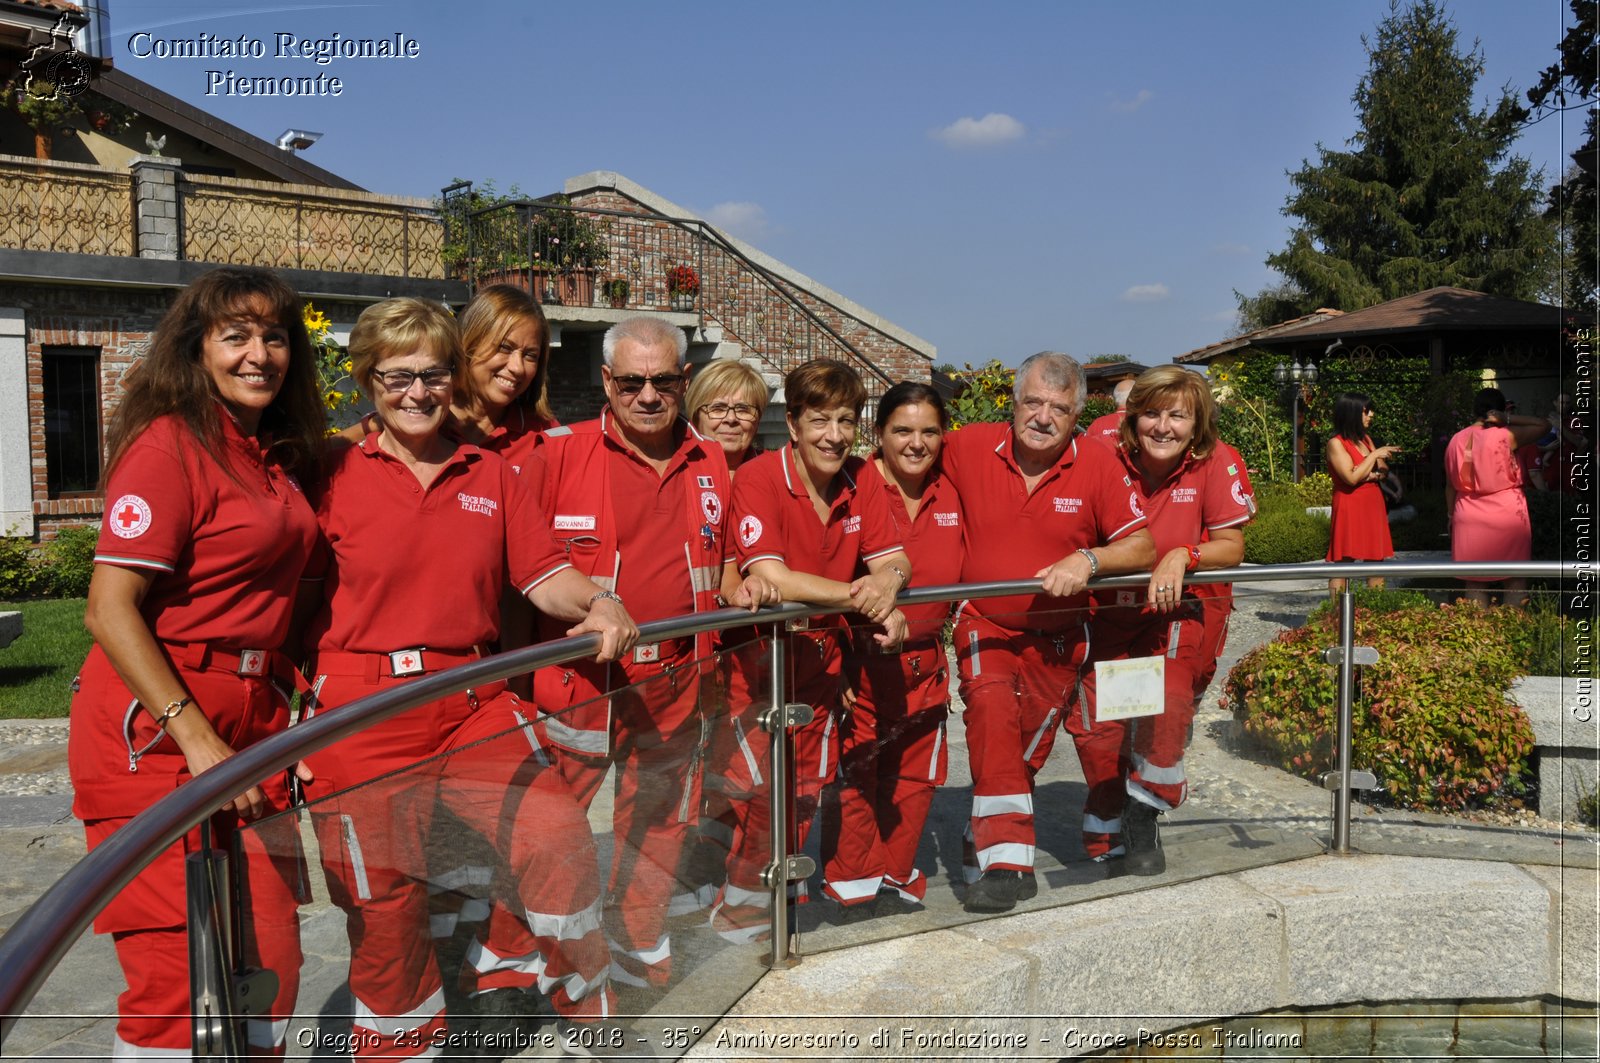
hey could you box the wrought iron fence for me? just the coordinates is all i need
[0,153,134,256]
[179,174,444,278]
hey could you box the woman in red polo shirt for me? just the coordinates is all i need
[67,266,326,1056]
[1077,366,1252,876]
[709,359,912,941]
[823,381,963,918]
[298,298,636,1058]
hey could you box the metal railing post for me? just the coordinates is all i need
[186,846,241,1059]
[1332,586,1357,853]
[762,623,794,967]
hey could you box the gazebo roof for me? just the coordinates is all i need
[1260,287,1587,343]
[1174,309,1343,365]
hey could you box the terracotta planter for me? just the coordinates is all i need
[475,268,594,307]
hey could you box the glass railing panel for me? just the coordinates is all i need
[1218,578,1597,868]
[789,595,1335,956]
[233,633,773,1059]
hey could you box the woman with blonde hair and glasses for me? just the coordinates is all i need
[686,359,769,472]
[299,297,636,1056]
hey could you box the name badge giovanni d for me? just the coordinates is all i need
[1094,655,1164,721]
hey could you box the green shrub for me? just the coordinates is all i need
[1081,395,1116,424]
[1295,471,1334,507]
[0,536,47,598]
[1308,585,1433,621]
[44,526,96,598]
[1243,500,1330,565]
[1482,597,1598,679]
[1579,785,1599,830]
[1225,603,1534,811]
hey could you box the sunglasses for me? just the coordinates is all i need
[610,373,686,396]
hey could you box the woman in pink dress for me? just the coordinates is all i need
[1324,393,1400,596]
[1445,388,1551,607]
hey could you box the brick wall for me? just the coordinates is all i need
[4,283,171,538]
[567,189,931,390]
[7,285,372,540]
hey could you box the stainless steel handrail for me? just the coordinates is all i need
[0,560,1579,1037]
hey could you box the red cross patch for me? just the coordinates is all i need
[109,495,152,539]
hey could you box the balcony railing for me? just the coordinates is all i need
[0,561,1585,1059]
[0,154,134,256]
[0,153,444,279]
[180,174,443,278]
[446,190,895,394]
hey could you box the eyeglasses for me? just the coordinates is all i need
[610,373,686,396]
[375,368,452,393]
[700,402,760,422]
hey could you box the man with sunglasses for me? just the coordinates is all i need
[509,316,776,995]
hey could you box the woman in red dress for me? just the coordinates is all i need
[1324,393,1400,596]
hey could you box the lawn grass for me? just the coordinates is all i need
[0,598,89,719]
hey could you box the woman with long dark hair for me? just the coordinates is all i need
[67,266,325,1056]
[1324,392,1399,595]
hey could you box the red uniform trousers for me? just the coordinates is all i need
[304,674,611,1060]
[953,608,1088,880]
[1071,608,1207,859]
[68,647,305,1057]
[1192,590,1234,699]
[532,644,703,988]
[821,640,950,906]
[707,629,840,942]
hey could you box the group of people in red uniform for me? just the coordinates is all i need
[68,266,1257,1058]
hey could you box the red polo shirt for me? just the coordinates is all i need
[481,407,560,475]
[1096,441,1255,631]
[1084,411,1125,443]
[942,423,1146,632]
[732,446,903,589]
[306,433,570,654]
[94,413,317,648]
[857,457,964,642]
[522,413,727,623]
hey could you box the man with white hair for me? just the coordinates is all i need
[472,317,774,995]
[1084,377,1134,441]
[941,351,1155,912]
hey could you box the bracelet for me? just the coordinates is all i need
[588,589,624,609]
[1183,544,1202,571]
[1077,548,1099,577]
[888,564,910,591]
[156,696,191,728]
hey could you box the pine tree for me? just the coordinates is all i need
[1526,0,1597,313]
[1238,0,1558,327]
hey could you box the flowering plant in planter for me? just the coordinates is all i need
[666,264,700,295]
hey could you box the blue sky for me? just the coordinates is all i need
[108,1,1588,367]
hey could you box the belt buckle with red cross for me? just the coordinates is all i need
[236,649,268,677]
[388,649,426,677]
[633,642,661,665]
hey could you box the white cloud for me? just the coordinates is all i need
[1109,89,1154,113]
[931,113,1026,149]
[1122,283,1170,303]
[705,201,772,240]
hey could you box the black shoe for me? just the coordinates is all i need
[1018,869,1038,900]
[965,869,1027,912]
[1122,799,1166,876]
